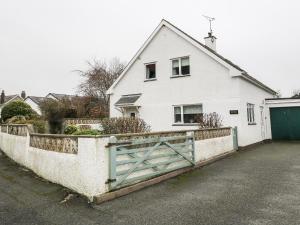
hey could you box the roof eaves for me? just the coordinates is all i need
[241,72,277,95]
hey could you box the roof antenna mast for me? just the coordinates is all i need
[203,15,215,34]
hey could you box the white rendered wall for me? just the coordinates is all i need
[0,131,110,199]
[194,134,234,162]
[237,79,274,146]
[25,98,42,115]
[110,26,240,132]
[0,129,235,198]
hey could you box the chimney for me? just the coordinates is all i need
[0,90,5,104]
[21,90,26,99]
[204,32,217,51]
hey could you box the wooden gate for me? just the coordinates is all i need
[107,133,195,190]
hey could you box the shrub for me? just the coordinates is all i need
[197,113,223,128]
[39,99,71,134]
[72,129,101,135]
[29,120,47,133]
[64,125,78,134]
[101,117,151,134]
[1,101,36,122]
[6,115,27,124]
[6,115,47,133]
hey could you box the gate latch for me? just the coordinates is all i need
[105,179,116,184]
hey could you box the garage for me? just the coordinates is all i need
[270,107,300,140]
[266,98,300,140]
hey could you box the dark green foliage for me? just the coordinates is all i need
[39,99,74,134]
[64,125,78,134]
[101,117,151,134]
[6,115,47,134]
[1,101,36,122]
[29,120,47,133]
[72,129,101,135]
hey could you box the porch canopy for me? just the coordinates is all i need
[115,94,141,108]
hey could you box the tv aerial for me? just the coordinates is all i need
[203,15,215,34]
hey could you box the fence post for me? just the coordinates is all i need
[187,131,196,164]
[232,126,238,150]
[108,136,117,190]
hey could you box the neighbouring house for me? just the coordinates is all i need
[45,93,77,101]
[0,91,24,119]
[25,93,76,115]
[24,96,50,115]
[107,19,277,147]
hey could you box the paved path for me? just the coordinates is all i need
[0,142,300,225]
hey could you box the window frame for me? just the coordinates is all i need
[172,104,203,125]
[170,56,190,77]
[145,62,157,81]
[247,103,256,125]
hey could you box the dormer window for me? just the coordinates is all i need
[145,63,156,80]
[172,57,190,77]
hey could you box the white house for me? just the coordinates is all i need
[45,93,76,101]
[24,96,50,115]
[0,92,23,119]
[25,93,77,115]
[107,19,277,147]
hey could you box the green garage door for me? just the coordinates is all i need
[270,107,300,140]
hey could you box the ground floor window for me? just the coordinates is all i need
[247,103,255,124]
[174,104,203,124]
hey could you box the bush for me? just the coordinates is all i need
[6,115,27,124]
[1,101,36,122]
[72,129,101,135]
[29,120,47,133]
[197,113,223,128]
[64,125,78,134]
[101,117,151,134]
[39,99,72,134]
[6,115,47,133]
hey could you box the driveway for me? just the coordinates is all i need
[0,142,300,225]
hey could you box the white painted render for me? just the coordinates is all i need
[264,98,300,140]
[194,135,233,162]
[109,24,275,147]
[0,129,235,198]
[0,131,110,199]
[24,98,42,115]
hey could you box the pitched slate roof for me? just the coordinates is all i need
[48,93,77,100]
[115,94,141,106]
[26,96,49,105]
[107,19,276,95]
[0,95,22,105]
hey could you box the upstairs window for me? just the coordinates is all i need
[247,103,255,124]
[174,104,202,124]
[145,63,156,80]
[172,57,190,76]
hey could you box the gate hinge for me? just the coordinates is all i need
[105,179,116,184]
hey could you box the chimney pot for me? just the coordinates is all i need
[204,33,217,51]
[21,90,26,99]
[1,90,5,104]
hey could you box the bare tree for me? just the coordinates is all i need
[275,89,282,98]
[76,58,126,116]
[292,89,300,98]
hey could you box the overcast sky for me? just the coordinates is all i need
[0,0,299,97]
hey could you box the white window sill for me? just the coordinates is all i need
[172,123,199,126]
[144,78,157,82]
[170,74,191,79]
